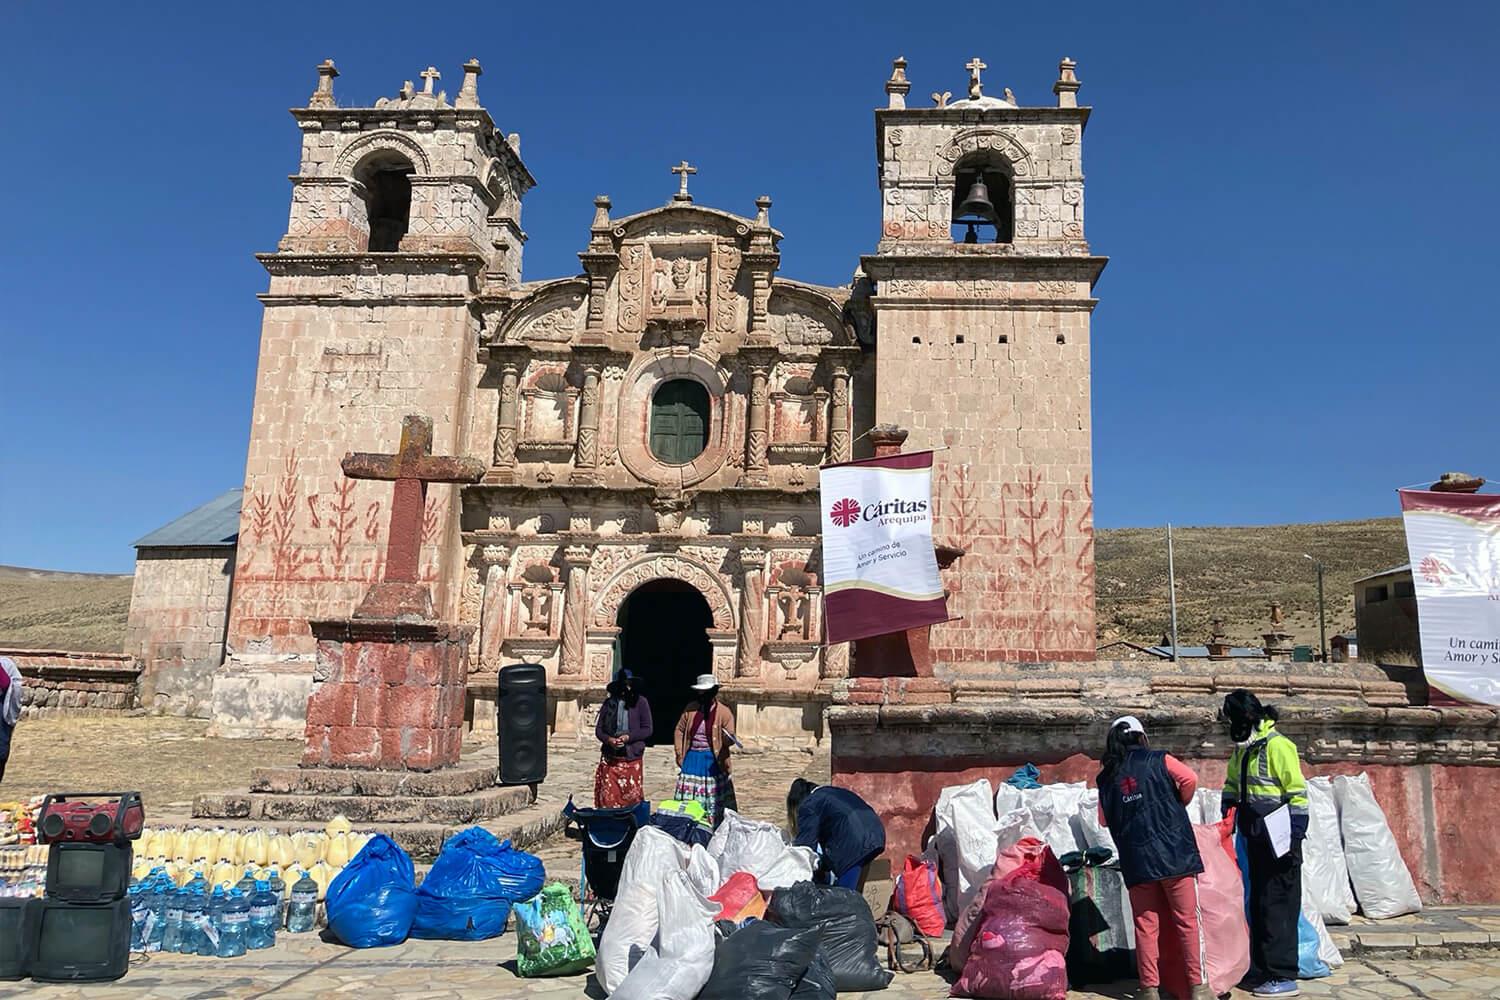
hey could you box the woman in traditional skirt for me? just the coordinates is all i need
[593,669,652,809]
[672,674,737,825]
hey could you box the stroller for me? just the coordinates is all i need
[563,799,650,929]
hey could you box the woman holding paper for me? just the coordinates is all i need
[1220,690,1309,998]
[1097,716,1213,1000]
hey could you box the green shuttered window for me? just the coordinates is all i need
[649,379,709,464]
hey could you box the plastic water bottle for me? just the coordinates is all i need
[128,884,147,952]
[286,871,318,934]
[247,880,278,950]
[267,868,287,929]
[181,885,206,956]
[145,876,171,953]
[162,883,187,953]
[235,866,257,897]
[200,886,225,957]
[218,888,250,958]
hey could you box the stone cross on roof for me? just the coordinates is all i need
[420,66,441,94]
[965,57,987,99]
[671,160,697,203]
[341,414,485,619]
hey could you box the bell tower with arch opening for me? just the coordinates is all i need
[212,60,534,736]
[860,56,1107,668]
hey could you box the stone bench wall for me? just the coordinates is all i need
[831,700,1500,905]
[0,648,141,716]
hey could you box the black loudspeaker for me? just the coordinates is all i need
[498,663,547,785]
[0,898,37,980]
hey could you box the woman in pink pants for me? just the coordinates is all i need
[1098,715,1213,1000]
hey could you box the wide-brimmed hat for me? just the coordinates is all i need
[690,673,719,692]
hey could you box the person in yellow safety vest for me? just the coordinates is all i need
[1219,689,1309,999]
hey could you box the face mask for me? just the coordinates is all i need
[1228,718,1254,743]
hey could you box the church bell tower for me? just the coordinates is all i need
[861,56,1107,668]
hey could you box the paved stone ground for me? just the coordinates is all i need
[7,931,1500,999]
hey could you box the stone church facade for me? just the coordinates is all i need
[208,56,1104,743]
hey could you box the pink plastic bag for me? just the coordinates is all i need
[892,853,946,937]
[950,837,1064,973]
[952,840,1070,1000]
[1160,813,1251,1000]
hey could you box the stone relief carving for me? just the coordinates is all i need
[936,129,1033,177]
[591,555,734,631]
[506,295,583,344]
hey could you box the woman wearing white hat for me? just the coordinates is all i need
[671,673,737,825]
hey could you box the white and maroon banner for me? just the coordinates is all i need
[1400,489,1500,705]
[820,451,947,644]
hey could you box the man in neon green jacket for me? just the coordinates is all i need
[1220,689,1308,998]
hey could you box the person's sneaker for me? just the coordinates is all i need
[1135,989,1161,1000]
[1189,985,1217,1000]
[1253,980,1300,997]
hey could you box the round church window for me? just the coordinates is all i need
[648,379,710,464]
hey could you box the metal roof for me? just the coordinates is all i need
[1146,646,1265,658]
[134,489,242,549]
[1352,563,1411,585]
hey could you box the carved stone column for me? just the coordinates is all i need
[570,363,602,484]
[479,545,511,666]
[558,546,592,676]
[739,350,774,487]
[829,364,852,463]
[490,361,521,483]
[737,546,767,678]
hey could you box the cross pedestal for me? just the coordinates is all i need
[301,414,486,771]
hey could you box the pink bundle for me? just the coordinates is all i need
[951,838,1070,1000]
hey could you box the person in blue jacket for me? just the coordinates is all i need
[787,779,886,890]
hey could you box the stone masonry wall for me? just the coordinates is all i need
[0,648,140,716]
[126,547,234,717]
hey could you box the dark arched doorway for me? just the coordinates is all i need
[614,578,712,745]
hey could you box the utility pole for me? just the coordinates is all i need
[1304,553,1328,662]
[1167,523,1180,662]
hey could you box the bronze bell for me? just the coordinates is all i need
[956,175,999,225]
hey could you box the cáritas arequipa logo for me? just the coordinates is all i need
[828,497,927,528]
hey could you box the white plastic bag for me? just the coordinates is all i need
[1029,782,1088,858]
[685,844,720,899]
[609,870,717,1000]
[1076,788,1117,854]
[758,845,817,890]
[1333,773,1422,919]
[1304,777,1355,924]
[1300,886,1344,969]
[708,810,786,879]
[1188,787,1223,825]
[597,826,691,992]
[933,779,998,920]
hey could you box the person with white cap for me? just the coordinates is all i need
[671,673,737,825]
[1097,715,1212,1000]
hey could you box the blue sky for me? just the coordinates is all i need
[1,3,1496,573]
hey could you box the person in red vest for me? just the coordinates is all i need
[1097,715,1212,1000]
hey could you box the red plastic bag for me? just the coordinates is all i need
[952,839,1070,1000]
[891,854,946,937]
[950,837,1066,974]
[1160,814,1250,1000]
[708,871,767,922]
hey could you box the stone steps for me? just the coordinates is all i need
[169,793,566,862]
[248,761,499,797]
[194,784,533,826]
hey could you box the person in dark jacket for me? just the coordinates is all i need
[1097,716,1213,1000]
[593,670,652,808]
[787,779,885,890]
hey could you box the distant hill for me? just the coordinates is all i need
[0,565,134,652]
[1096,517,1408,649]
[0,517,1411,655]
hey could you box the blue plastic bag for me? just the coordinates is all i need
[326,834,417,948]
[1235,832,1329,979]
[411,827,546,940]
[1005,763,1043,790]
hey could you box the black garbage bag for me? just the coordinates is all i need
[697,921,820,1000]
[768,882,894,992]
[789,948,838,1000]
